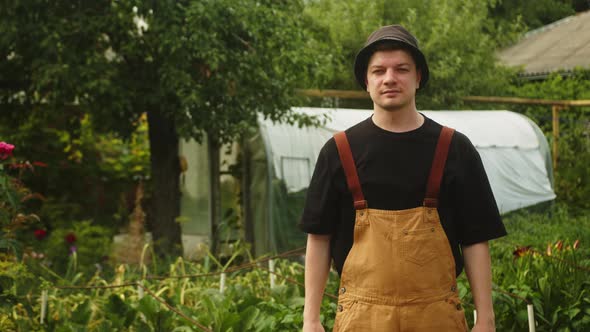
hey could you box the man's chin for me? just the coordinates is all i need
[379,103,406,112]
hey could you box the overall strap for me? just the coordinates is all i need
[424,126,455,208]
[334,132,368,210]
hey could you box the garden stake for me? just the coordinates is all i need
[40,290,48,324]
[269,259,276,289]
[137,280,144,299]
[528,304,536,332]
[220,272,226,293]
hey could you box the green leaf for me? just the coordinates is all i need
[516,309,529,324]
[0,239,22,261]
[172,327,195,332]
[568,308,582,320]
[137,296,161,318]
[70,300,92,325]
[287,296,305,309]
[239,306,260,330]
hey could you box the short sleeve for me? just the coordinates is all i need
[452,133,507,245]
[298,139,341,234]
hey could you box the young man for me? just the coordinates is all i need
[300,25,506,332]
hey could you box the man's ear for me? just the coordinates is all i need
[365,78,369,92]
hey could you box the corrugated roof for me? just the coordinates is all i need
[498,11,590,78]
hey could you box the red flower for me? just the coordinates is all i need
[65,232,77,244]
[8,162,33,170]
[0,141,15,160]
[32,161,48,167]
[573,239,580,250]
[554,240,564,251]
[513,245,532,259]
[34,229,47,240]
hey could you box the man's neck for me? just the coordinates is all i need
[372,106,424,133]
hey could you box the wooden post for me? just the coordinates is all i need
[241,136,255,253]
[207,133,222,256]
[296,89,370,99]
[552,105,560,170]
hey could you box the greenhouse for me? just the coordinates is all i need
[179,107,556,258]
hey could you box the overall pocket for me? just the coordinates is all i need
[400,223,455,294]
[401,227,439,266]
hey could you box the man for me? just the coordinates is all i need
[300,25,506,332]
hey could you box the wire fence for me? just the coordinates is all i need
[45,247,310,331]
[41,243,589,331]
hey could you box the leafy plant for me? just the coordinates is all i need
[0,141,45,261]
[459,206,590,331]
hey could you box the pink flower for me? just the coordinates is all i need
[65,232,77,244]
[0,142,15,160]
[34,229,48,240]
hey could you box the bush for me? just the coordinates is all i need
[506,70,590,211]
[33,221,114,275]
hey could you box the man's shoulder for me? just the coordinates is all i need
[343,116,374,136]
[321,116,372,151]
[424,115,473,150]
[449,128,476,154]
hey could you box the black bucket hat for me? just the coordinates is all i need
[354,25,429,90]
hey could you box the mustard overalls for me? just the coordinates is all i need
[332,127,468,331]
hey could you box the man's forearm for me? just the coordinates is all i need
[463,241,495,327]
[303,233,332,324]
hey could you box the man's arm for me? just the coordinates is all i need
[463,241,495,331]
[303,233,332,331]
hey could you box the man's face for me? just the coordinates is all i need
[366,49,421,112]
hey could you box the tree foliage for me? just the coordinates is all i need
[1,0,330,254]
[1,0,588,256]
[489,0,577,33]
[304,0,516,109]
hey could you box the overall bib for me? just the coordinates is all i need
[332,127,468,332]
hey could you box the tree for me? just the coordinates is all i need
[304,0,515,109]
[506,70,590,211]
[489,0,577,32]
[0,0,328,256]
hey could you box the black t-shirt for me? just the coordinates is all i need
[298,114,507,277]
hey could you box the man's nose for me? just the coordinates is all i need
[383,69,396,84]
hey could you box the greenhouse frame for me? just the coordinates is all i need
[178,108,556,258]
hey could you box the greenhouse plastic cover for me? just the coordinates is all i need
[258,107,556,214]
